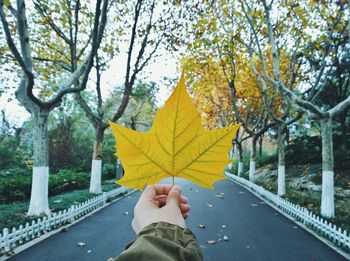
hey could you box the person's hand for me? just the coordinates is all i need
[131,185,190,234]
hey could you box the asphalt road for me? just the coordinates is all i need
[8,178,347,261]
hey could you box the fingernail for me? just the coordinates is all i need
[172,185,181,192]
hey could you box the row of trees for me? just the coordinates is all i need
[181,0,350,218]
[1,0,349,220]
[0,80,157,175]
[0,0,182,215]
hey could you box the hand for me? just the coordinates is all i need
[131,185,190,234]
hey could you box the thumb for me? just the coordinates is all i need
[166,185,181,207]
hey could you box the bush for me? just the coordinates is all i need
[102,163,116,180]
[0,136,31,177]
[0,170,92,204]
[49,170,91,196]
[0,175,32,203]
[286,136,322,165]
[256,152,277,167]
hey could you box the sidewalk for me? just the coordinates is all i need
[7,178,347,261]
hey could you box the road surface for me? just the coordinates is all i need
[8,178,347,261]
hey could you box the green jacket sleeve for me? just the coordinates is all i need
[115,222,203,261]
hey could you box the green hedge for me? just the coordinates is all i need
[0,168,117,204]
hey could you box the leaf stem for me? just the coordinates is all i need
[172,175,175,186]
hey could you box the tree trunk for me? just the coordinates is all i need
[258,135,263,156]
[277,123,286,196]
[238,161,243,177]
[89,125,104,194]
[249,137,257,181]
[338,113,347,150]
[28,110,50,216]
[237,142,243,177]
[320,118,335,218]
[227,147,234,170]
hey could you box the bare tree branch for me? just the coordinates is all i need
[45,0,109,109]
[33,1,72,46]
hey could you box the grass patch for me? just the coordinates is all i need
[0,181,120,232]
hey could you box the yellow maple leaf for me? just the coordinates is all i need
[109,73,240,189]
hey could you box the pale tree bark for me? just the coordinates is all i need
[89,125,104,193]
[0,0,108,215]
[277,123,286,196]
[28,109,50,215]
[320,118,334,218]
[249,136,258,181]
[232,129,249,176]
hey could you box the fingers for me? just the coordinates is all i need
[139,184,178,203]
[180,203,190,213]
[142,184,190,219]
[152,184,177,196]
[180,203,190,219]
[165,185,181,207]
[140,184,177,200]
[154,194,187,206]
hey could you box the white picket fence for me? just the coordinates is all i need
[0,187,130,255]
[225,172,350,251]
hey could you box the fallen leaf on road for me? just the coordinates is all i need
[198,224,206,229]
[124,211,129,215]
[218,238,222,242]
[215,194,224,199]
[78,242,85,247]
[250,204,258,207]
[206,204,213,208]
[223,235,229,241]
[206,240,216,244]
[87,250,92,254]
